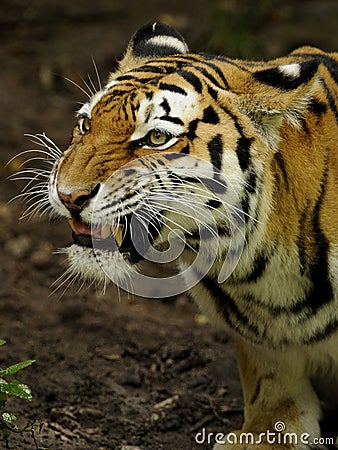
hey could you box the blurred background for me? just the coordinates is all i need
[1,1,338,449]
[1,0,338,154]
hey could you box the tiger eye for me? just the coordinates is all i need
[149,130,168,146]
[78,116,91,134]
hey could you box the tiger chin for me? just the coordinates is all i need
[40,22,338,449]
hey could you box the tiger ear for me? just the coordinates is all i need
[231,59,321,146]
[115,22,189,76]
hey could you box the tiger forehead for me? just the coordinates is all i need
[91,75,199,126]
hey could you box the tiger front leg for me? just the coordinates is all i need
[214,339,323,450]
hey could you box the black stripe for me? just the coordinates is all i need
[194,65,225,90]
[159,116,184,125]
[159,83,187,96]
[243,253,269,283]
[207,134,223,170]
[133,66,166,74]
[297,206,308,276]
[180,144,190,154]
[121,103,128,120]
[205,199,222,209]
[300,117,311,135]
[308,98,327,119]
[240,172,257,225]
[306,166,333,312]
[291,52,338,85]
[236,135,254,172]
[246,171,257,193]
[160,98,171,115]
[304,318,338,344]
[273,151,289,189]
[322,80,338,124]
[242,293,314,317]
[178,70,203,94]
[201,276,263,342]
[115,75,136,82]
[207,85,218,101]
[221,106,253,171]
[202,106,219,124]
[186,119,199,140]
[240,195,249,223]
[200,60,230,89]
[253,60,319,90]
[129,102,136,123]
[163,153,186,161]
[139,44,179,57]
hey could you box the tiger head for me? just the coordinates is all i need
[48,22,320,294]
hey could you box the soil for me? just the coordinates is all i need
[0,1,337,449]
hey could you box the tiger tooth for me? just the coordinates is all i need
[114,225,124,247]
[101,224,111,239]
[68,218,76,233]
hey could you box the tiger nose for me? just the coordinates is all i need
[57,184,100,212]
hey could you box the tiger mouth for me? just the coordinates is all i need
[68,218,130,253]
[68,213,162,255]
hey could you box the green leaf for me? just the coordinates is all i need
[0,359,35,377]
[0,380,32,401]
[1,412,19,423]
[0,340,5,346]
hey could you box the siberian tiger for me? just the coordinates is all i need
[36,22,338,449]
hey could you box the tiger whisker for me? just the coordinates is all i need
[148,199,220,240]
[82,76,96,97]
[9,187,48,204]
[139,202,198,253]
[50,266,81,299]
[148,180,256,225]
[25,132,62,152]
[63,76,92,99]
[87,72,98,96]
[91,56,102,91]
[147,189,248,245]
[19,198,51,219]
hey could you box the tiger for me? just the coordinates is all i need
[37,22,338,449]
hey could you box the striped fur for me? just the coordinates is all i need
[48,23,338,449]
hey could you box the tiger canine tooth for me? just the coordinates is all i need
[68,218,76,233]
[113,225,123,247]
[100,224,111,239]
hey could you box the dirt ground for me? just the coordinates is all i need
[1,1,338,449]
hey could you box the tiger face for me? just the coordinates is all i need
[49,69,248,290]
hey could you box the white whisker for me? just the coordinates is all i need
[82,76,95,97]
[63,76,92,99]
[91,56,102,91]
[87,72,98,96]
